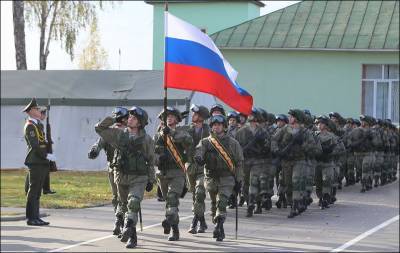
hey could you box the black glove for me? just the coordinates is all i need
[194,156,205,166]
[88,149,98,159]
[233,180,242,194]
[145,181,153,192]
[163,126,170,135]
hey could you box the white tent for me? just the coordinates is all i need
[1,70,215,171]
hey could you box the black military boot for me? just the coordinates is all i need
[287,200,298,218]
[338,181,342,190]
[320,194,330,209]
[238,196,245,207]
[306,191,313,206]
[318,198,322,207]
[282,195,288,208]
[120,218,133,243]
[262,197,272,211]
[162,219,171,235]
[275,193,284,209]
[254,201,262,214]
[298,199,306,214]
[113,214,124,236]
[228,194,236,209]
[360,179,366,193]
[374,176,380,187]
[215,217,225,242]
[381,174,387,185]
[246,205,254,217]
[330,188,337,204]
[168,224,180,241]
[126,227,137,248]
[197,216,207,233]
[188,215,198,234]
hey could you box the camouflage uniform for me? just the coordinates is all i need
[186,122,210,233]
[195,121,243,241]
[95,114,155,248]
[236,121,270,216]
[154,123,192,241]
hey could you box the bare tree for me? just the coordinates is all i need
[13,1,27,70]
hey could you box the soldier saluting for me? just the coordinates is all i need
[23,98,55,226]
[95,106,155,249]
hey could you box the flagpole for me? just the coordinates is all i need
[163,1,169,131]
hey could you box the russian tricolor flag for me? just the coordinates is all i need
[164,12,253,115]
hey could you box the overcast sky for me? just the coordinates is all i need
[1,1,299,71]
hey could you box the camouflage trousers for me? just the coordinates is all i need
[361,152,375,181]
[337,156,346,185]
[345,153,355,181]
[157,169,185,226]
[114,172,147,226]
[390,153,398,178]
[354,152,364,181]
[279,160,294,203]
[205,175,235,222]
[305,159,316,194]
[248,158,272,207]
[186,163,206,218]
[107,169,118,212]
[240,160,252,203]
[373,151,384,178]
[315,161,334,198]
[291,160,308,201]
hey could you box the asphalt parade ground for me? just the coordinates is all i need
[1,178,398,252]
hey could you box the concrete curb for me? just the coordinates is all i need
[1,212,49,222]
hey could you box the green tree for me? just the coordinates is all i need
[24,1,104,70]
[78,17,109,70]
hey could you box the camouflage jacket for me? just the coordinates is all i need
[195,132,243,182]
[95,117,155,182]
[235,125,271,159]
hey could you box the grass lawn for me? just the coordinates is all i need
[1,169,156,209]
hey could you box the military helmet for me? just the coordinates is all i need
[159,106,182,122]
[329,112,341,119]
[267,113,276,124]
[128,106,148,126]
[227,111,240,122]
[209,114,227,128]
[327,119,337,132]
[345,117,354,124]
[304,109,312,116]
[353,118,361,127]
[288,109,305,123]
[360,114,374,125]
[316,115,329,125]
[210,103,226,116]
[190,104,210,119]
[275,114,289,124]
[248,107,262,122]
[257,108,268,122]
[112,107,129,122]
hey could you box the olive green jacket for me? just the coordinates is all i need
[24,119,49,167]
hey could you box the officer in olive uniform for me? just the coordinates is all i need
[186,104,210,234]
[154,107,193,241]
[95,106,155,248]
[194,114,243,242]
[89,107,128,235]
[23,98,55,226]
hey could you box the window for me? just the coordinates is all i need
[362,64,399,124]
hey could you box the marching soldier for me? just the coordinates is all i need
[342,118,357,186]
[23,98,55,226]
[227,111,240,138]
[371,119,386,187]
[194,114,243,241]
[89,107,128,236]
[186,104,210,234]
[95,106,155,248]
[273,114,289,209]
[154,107,193,241]
[236,108,270,217]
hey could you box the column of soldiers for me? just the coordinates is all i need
[81,102,398,248]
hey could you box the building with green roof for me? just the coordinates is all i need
[210,0,399,123]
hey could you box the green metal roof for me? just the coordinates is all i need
[211,1,399,50]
